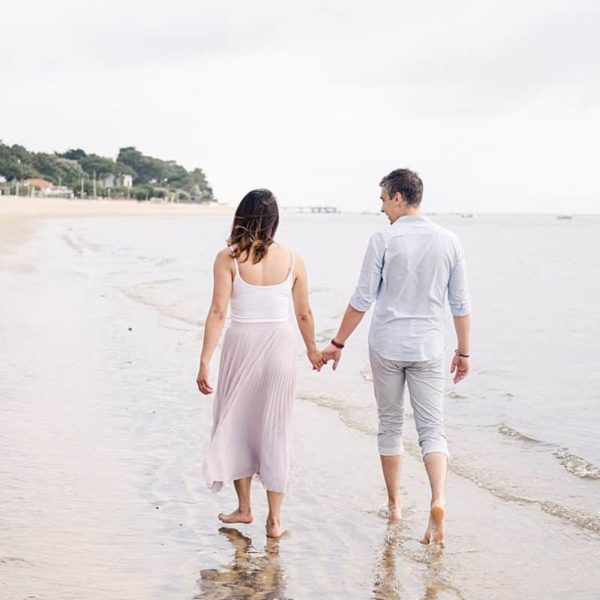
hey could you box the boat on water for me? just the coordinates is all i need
[556,215,573,220]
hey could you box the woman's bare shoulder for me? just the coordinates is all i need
[273,242,301,258]
[215,247,235,265]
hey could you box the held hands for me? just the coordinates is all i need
[196,361,214,395]
[450,354,469,384]
[307,349,326,372]
[321,343,342,371]
[307,345,341,372]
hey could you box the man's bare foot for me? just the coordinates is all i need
[388,505,402,524]
[217,508,253,524]
[266,518,286,538]
[421,502,445,544]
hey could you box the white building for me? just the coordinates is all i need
[99,173,133,188]
[43,185,75,199]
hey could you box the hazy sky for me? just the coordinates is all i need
[2,0,599,212]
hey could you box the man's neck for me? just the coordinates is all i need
[390,207,422,224]
[402,207,422,218]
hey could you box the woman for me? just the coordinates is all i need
[197,189,324,538]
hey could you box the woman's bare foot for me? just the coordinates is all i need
[217,508,253,524]
[421,502,445,544]
[388,504,402,524]
[266,518,286,538]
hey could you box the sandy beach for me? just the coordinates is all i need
[1,201,599,599]
[0,195,233,250]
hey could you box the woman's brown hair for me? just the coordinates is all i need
[227,189,280,264]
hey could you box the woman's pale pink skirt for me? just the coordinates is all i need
[202,320,297,493]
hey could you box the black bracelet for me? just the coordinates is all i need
[455,349,470,358]
[331,338,345,349]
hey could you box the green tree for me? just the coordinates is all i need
[0,141,215,202]
[117,147,157,183]
[0,143,38,180]
[58,148,87,161]
[80,154,135,179]
[31,153,85,187]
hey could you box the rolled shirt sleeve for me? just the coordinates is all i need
[349,232,386,312]
[448,239,472,316]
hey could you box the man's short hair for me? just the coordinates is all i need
[379,169,423,206]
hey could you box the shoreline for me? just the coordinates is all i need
[0,195,235,254]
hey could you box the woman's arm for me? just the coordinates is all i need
[291,254,324,371]
[197,250,234,394]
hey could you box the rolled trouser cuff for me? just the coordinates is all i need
[378,437,404,456]
[421,440,449,459]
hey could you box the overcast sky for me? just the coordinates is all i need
[2,0,599,212]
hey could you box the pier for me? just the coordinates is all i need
[284,206,341,214]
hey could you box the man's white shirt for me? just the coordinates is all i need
[349,215,471,362]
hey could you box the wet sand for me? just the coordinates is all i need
[1,203,599,599]
[0,195,233,250]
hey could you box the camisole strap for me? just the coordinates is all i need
[287,251,295,281]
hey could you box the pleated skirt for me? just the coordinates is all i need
[202,320,297,493]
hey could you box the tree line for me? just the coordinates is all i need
[0,142,214,201]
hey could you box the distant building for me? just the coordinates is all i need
[44,185,75,199]
[24,177,53,190]
[23,178,74,198]
[98,173,133,188]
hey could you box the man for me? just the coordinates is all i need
[322,169,471,544]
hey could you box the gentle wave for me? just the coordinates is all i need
[497,423,541,444]
[450,460,600,536]
[120,281,203,328]
[554,447,600,480]
[298,392,376,437]
[62,229,103,253]
[498,424,600,480]
[301,392,600,536]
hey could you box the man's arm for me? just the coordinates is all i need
[322,304,365,370]
[322,232,385,369]
[451,315,470,383]
[448,238,471,384]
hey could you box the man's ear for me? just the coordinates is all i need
[394,192,403,205]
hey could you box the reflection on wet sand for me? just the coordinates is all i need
[372,526,464,600]
[195,527,288,599]
[372,525,406,599]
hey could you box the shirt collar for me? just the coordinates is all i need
[391,215,429,226]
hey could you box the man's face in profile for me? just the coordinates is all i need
[380,187,397,223]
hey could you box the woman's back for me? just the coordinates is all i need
[236,243,293,286]
[230,244,294,323]
[199,188,324,530]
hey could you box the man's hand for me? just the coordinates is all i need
[322,344,342,370]
[450,355,469,384]
[197,362,214,395]
[308,349,326,371]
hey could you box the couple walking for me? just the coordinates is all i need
[197,169,471,542]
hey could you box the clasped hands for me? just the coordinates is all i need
[307,343,343,372]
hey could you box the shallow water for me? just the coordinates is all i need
[1,213,599,599]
